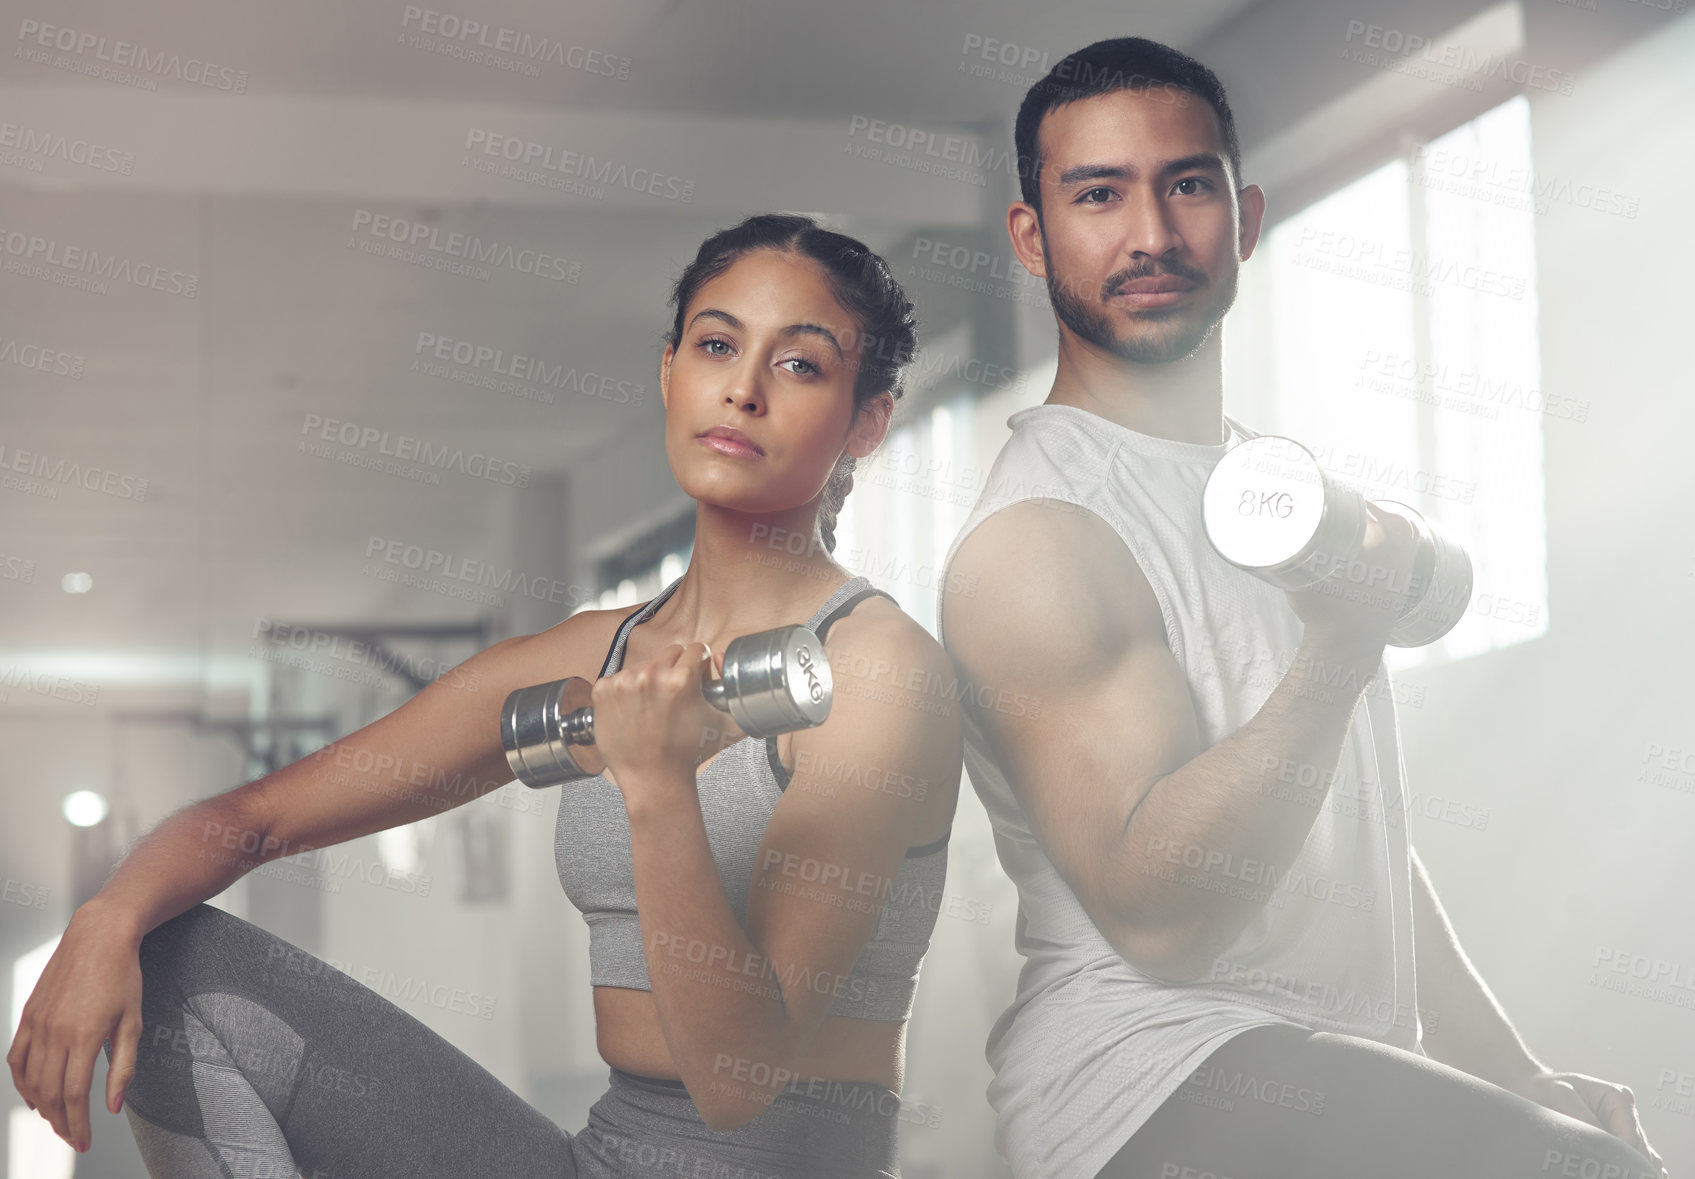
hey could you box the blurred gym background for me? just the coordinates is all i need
[2,0,1689,1175]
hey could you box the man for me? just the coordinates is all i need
[936,36,1667,1179]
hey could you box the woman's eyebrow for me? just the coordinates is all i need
[782,323,843,358]
[687,307,743,332]
[688,309,843,358]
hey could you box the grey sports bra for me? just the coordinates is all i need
[553,573,951,1021]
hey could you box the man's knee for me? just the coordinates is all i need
[1535,1136,1661,1179]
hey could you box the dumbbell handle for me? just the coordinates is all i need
[502,623,831,789]
[539,674,740,749]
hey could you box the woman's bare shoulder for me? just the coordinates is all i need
[493,602,647,688]
[827,592,950,669]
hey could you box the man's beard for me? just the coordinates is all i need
[1045,244,1238,364]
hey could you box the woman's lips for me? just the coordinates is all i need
[697,428,763,457]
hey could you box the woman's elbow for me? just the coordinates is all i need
[691,1088,765,1132]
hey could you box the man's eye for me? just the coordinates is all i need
[1079,186,1115,204]
[1174,177,1212,195]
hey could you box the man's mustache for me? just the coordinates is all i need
[1098,261,1210,298]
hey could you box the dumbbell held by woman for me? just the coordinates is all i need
[501,624,833,788]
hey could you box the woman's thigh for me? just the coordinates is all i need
[1096,1024,1661,1179]
[114,902,577,1179]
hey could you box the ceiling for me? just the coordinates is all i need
[0,0,1259,899]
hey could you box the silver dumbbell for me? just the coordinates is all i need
[501,624,833,788]
[1200,435,1473,647]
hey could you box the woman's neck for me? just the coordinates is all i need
[645,503,852,645]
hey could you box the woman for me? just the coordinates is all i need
[7,213,963,1178]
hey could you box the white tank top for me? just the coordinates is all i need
[936,403,1424,1179]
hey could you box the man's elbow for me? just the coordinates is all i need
[1106,914,1223,985]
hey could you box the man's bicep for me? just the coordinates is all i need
[942,502,1204,945]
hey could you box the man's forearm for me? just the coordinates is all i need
[1110,630,1385,976]
[1410,847,1544,1087]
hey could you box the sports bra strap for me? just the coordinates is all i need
[814,585,899,643]
[771,584,898,792]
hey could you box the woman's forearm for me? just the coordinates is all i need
[624,775,801,1129]
[78,788,279,948]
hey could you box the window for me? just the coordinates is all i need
[574,514,694,615]
[1224,96,1549,669]
[835,394,977,636]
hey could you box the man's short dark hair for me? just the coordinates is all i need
[1014,37,1242,215]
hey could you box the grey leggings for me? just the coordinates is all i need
[108,903,901,1179]
[1096,1023,1664,1179]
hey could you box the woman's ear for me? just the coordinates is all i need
[659,342,675,411]
[846,390,896,459]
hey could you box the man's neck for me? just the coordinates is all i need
[1044,327,1227,445]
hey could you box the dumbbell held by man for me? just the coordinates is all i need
[502,624,833,788]
[1200,435,1473,647]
